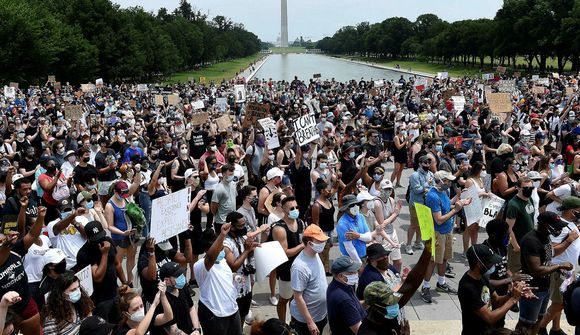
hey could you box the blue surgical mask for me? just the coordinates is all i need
[61,211,72,220]
[175,274,186,289]
[85,201,94,209]
[483,263,496,277]
[349,151,356,159]
[215,249,225,263]
[288,209,300,220]
[435,145,443,153]
[226,175,235,183]
[373,174,383,182]
[319,163,328,170]
[66,288,81,303]
[385,304,400,319]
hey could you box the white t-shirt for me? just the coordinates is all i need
[224,235,252,298]
[193,258,238,317]
[24,235,51,283]
[546,184,573,214]
[267,213,282,226]
[551,218,580,270]
[47,219,87,269]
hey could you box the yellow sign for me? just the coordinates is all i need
[415,203,436,257]
[199,77,206,84]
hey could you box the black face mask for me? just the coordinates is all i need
[234,226,248,236]
[53,261,66,274]
[421,165,430,171]
[228,156,236,164]
[521,187,533,198]
[46,166,56,175]
[82,157,90,163]
[546,226,562,238]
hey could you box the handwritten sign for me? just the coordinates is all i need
[292,113,319,146]
[48,75,56,83]
[482,73,494,80]
[532,86,545,94]
[65,105,84,121]
[168,95,180,106]
[75,265,94,296]
[479,194,505,228]
[461,186,482,226]
[215,115,232,130]
[258,118,280,149]
[9,82,18,89]
[199,76,206,84]
[54,82,61,90]
[154,95,164,106]
[81,84,95,93]
[437,72,448,80]
[150,189,190,242]
[566,87,574,96]
[538,78,550,86]
[137,84,148,92]
[498,80,516,93]
[496,66,507,74]
[374,80,385,87]
[487,93,512,114]
[3,86,15,99]
[190,112,209,126]
[531,75,540,81]
[452,96,465,112]
[95,78,103,88]
[243,102,270,128]
[552,73,560,79]
[216,97,228,112]
[192,100,204,110]
[415,203,436,257]
[513,71,521,78]
[313,73,321,78]
[448,136,463,150]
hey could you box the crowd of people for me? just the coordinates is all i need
[0,71,579,335]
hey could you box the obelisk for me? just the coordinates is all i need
[281,0,288,47]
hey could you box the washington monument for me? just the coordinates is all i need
[280,0,288,47]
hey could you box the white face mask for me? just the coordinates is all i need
[309,241,325,253]
[533,181,540,188]
[129,308,145,322]
[366,200,375,211]
[345,273,359,286]
[349,205,360,216]
[180,148,188,156]
[480,171,488,178]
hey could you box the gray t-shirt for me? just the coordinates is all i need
[211,182,237,224]
[237,205,257,232]
[245,144,264,177]
[290,251,328,323]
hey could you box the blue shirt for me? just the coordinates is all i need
[326,280,366,335]
[337,213,370,259]
[425,187,454,234]
[409,169,434,205]
[122,147,144,163]
[357,264,399,299]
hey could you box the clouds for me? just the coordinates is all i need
[114,0,503,42]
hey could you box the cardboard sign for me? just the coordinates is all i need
[254,241,288,282]
[498,80,516,93]
[258,118,280,149]
[215,115,232,130]
[374,80,385,87]
[192,100,205,110]
[75,265,94,296]
[243,102,270,128]
[496,66,507,74]
[154,95,164,106]
[199,76,206,84]
[415,203,436,257]
[552,73,560,79]
[437,72,448,80]
[216,97,228,112]
[54,82,61,90]
[513,72,521,78]
[234,84,246,103]
[292,113,319,146]
[452,96,465,112]
[532,86,545,94]
[566,87,574,96]
[48,75,56,83]
[487,93,512,113]
[150,189,190,242]
[3,86,16,99]
[190,112,209,126]
[65,105,84,121]
[313,73,321,78]
[168,95,180,106]
[9,82,18,89]
[81,84,95,93]
[137,84,148,92]
[479,194,505,228]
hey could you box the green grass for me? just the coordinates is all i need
[164,54,263,84]
[270,47,306,54]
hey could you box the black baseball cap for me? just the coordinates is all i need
[366,243,391,260]
[537,211,567,229]
[159,262,185,280]
[84,221,106,243]
[79,316,115,335]
[467,244,503,266]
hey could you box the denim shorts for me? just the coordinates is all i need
[519,289,549,324]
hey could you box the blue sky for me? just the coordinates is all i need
[114,0,504,42]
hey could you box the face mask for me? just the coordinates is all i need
[255,137,265,147]
[165,143,172,149]
[319,162,328,169]
[522,155,529,161]
[373,174,383,182]
[345,273,359,286]
[349,151,356,159]
[215,249,225,263]
[439,182,450,191]
[66,288,81,303]
[57,148,65,155]
[129,308,145,322]
[435,145,443,153]
[421,164,430,171]
[175,274,186,289]
[401,131,408,137]
[480,171,488,178]
[132,141,139,147]
[349,205,360,216]
[180,148,188,156]
[110,131,116,137]
[521,187,533,198]
[549,163,555,170]
[61,211,72,220]
[483,264,496,277]
[382,190,392,199]
[228,156,236,164]
[532,181,540,188]
[547,226,562,238]
[268,154,275,161]
[309,241,325,253]
[288,209,300,220]
[210,145,217,152]
[17,133,25,140]
[46,166,57,174]
[53,261,67,274]
[235,226,248,236]
[67,156,76,163]
[82,157,90,163]
[385,304,400,319]
[475,144,483,151]
[512,164,520,172]
[226,175,235,183]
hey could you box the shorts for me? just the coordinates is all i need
[113,237,132,249]
[519,290,549,324]
[434,232,453,264]
[549,271,564,304]
[98,180,114,196]
[409,205,419,227]
[507,244,521,274]
[384,231,402,261]
[278,280,293,300]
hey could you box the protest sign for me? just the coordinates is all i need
[513,71,521,78]
[479,194,505,228]
[234,84,246,103]
[154,95,164,106]
[442,89,455,101]
[418,113,428,122]
[95,78,103,88]
[531,75,540,81]
[75,265,94,296]
[313,73,321,78]
[415,78,427,91]
[448,136,463,150]
[552,73,560,79]
[414,203,436,257]
[215,115,232,131]
[254,241,288,282]
[482,73,494,80]
[258,118,280,149]
[461,186,482,226]
[168,95,180,106]
[81,84,95,93]
[48,75,56,83]
[496,66,507,74]
[487,93,512,113]
[3,86,15,99]
[190,112,209,126]
[243,102,270,128]
[199,76,206,84]
[374,80,385,87]
[292,113,319,146]
[192,100,205,110]
[65,105,84,121]
[477,84,485,100]
[54,82,61,90]
[565,87,574,96]
[437,72,448,80]
[137,84,148,92]
[9,82,18,89]
[498,80,516,93]
[216,97,228,112]
[532,86,545,94]
[452,96,465,112]
[538,78,550,86]
[150,189,190,242]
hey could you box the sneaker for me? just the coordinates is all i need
[251,299,260,307]
[405,245,414,255]
[436,282,458,295]
[549,329,568,335]
[269,296,279,306]
[421,287,432,303]
[414,241,425,250]
[445,264,456,278]
[244,310,254,325]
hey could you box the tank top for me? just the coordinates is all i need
[315,200,335,232]
[204,172,220,190]
[369,182,381,197]
[109,199,128,241]
[172,157,195,192]
[508,127,520,145]
[272,219,305,281]
[377,198,395,234]
[500,172,518,204]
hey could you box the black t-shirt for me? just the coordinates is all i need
[520,230,553,291]
[95,149,117,182]
[73,164,98,187]
[188,130,208,159]
[484,133,501,161]
[137,246,176,303]
[150,287,194,335]
[340,157,357,185]
[2,194,39,231]
[18,158,39,183]
[458,272,492,335]
[76,237,118,304]
[358,315,400,335]
[0,240,30,312]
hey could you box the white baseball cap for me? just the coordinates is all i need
[266,167,284,180]
[43,248,66,267]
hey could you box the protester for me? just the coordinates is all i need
[506,176,536,274]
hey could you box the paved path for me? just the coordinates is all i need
[331,56,437,79]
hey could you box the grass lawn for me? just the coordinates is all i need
[164,54,263,84]
[270,47,306,54]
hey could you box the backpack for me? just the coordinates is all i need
[52,177,70,202]
[563,278,580,326]
[125,201,146,237]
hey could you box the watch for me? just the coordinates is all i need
[193,328,202,333]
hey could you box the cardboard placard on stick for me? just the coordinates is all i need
[65,105,84,121]
[258,118,280,149]
[487,93,512,114]
[190,112,209,126]
[243,102,270,128]
[496,66,507,74]
[215,115,232,131]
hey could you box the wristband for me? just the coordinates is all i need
[148,252,155,257]
[193,328,202,333]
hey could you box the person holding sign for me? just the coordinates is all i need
[421,171,471,304]
[462,162,491,256]
[117,282,174,335]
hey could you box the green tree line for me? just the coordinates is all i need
[0,0,261,85]
[316,0,580,73]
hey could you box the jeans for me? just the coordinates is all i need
[519,289,549,324]
[139,191,151,237]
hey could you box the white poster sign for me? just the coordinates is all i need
[482,73,494,80]
[498,80,516,93]
[137,84,148,92]
[95,78,104,87]
[75,265,94,296]
[479,194,505,227]
[3,86,16,99]
[374,80,384,88]
[437,72,449,80]
[254,241,288,282]
[258,118,280,149]
[452,96,466,112]
[234,85,246,103]
[538,78,550,86]
[216,97,228,112]
[461,186,483,226]
[150,189,190,242]
[192,100,205,110]
[292,113,319,146]
[531,75,540,81]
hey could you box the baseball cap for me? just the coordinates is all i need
[364,281,401,307]
[76,191,93,205]
[331,255,361,274]
[560,196,580,211]
[366,243,391,260]
[184,168,196,181]
[434,170,456,181]
[356,191,375,203]
[466,244,503,266]
[84,221,106,243]
[537,211,567,229]
[43,248,66,267]
[535,132,546,139]
[380,179,394,190]
[266,167,284,180]
[64,150,76,159]
[527,171,542,181]
[79,316,115,335]
[303,224,330,242]
[159,262,185,280]
[113,181,130,198]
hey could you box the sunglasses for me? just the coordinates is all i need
[422,160,432,164]
[287,206,298,211]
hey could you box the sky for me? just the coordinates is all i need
[114,0,504,42]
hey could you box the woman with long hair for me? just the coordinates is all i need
[116,282,173,335]
[536,155,553,211]
[494,157,520,205]
[42,271,94,335]
[311,179,337,276]
[391,124,410,188]
[462,162,491,256]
